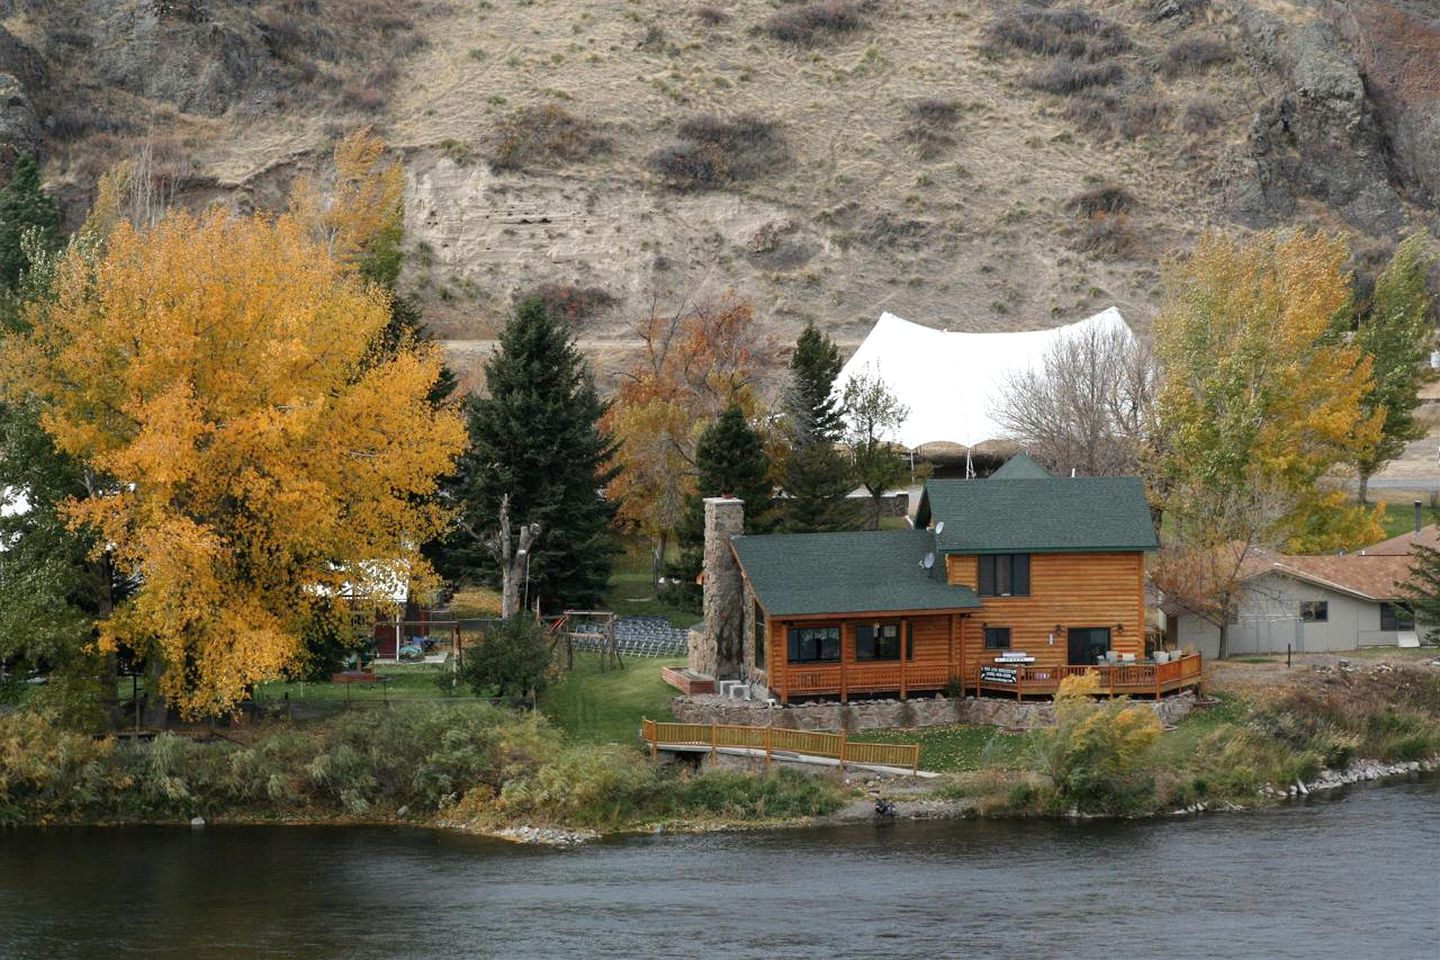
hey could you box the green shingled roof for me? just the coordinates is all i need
[989,452,1053,480]
[915,476,1158,554]
[732,529,981,617]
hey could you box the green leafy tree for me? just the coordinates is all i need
[1353,233,1436,503]
[440,298,618,611]
[460,614,552,703]
[0,231,118,729]
[668,404,772,609]
[1403,544,1440,643]
[0,154,62,291]
[842,369,910,529]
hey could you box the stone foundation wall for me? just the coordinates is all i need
[670,691,1197,732]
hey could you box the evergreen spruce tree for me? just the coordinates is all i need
[789,322,844,442]
[780,323,855,532]
[441,298,618,611]
[0,154,62,291]
[1402,544,1440,644]
[667,404,772,610]
[1353,233,1435,503]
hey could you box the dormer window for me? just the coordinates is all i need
[978,554,1030,597]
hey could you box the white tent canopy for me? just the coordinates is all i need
[833,306,1137,450]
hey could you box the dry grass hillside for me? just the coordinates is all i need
[5,0,1438,391]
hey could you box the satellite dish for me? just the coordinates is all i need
[934,521,945,535]
[922,552,935,570]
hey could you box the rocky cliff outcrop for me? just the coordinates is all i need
[1222,4,1406,233]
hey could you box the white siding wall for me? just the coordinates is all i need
[1172,573,1424,658]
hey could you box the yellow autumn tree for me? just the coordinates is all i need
[1149,229,1384,554]
[1,208,467,716]
[290,126,406,286]
[603,295,767,579]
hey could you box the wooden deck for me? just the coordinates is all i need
[965,654,1204,700]
[641,719,922,775]
[779,654,1204,701]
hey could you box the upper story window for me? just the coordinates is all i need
[1300,601,1328,623]
[788,626,840,663]
[978,554,1030,597]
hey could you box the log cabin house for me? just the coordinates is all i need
[689,454,1202,703]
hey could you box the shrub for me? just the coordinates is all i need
[695,5,728,25]
[1063,90,1168,139]
[488,104,605,172]
[1025,59,1123,95]
[460,614,554,703]
[985,9,1130,61]
[1066,183,1135,216]
[1028,673,1163,815]
[522,282,618,325]
[903,97,961,159]
[1075,211,1134,257]
[1181,96,1224,133]
[765,2,866,45]
[1162,37,1231,77]
[647,114,787,190]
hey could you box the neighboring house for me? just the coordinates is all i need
[1168,536,1433,657]
[690,453,1192,703]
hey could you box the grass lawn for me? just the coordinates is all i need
[540,651,685,744]
[1376,501,1432,538]
[253,663,451,704]
[600,537,697,627]
[850,724,1035,772]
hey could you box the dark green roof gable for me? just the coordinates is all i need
[989,452,1053,480]
[915,476,1158,554]
[732,529,981,617]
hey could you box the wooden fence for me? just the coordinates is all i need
[641,719,921,775]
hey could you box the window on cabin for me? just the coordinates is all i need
[1380,603,1414,632]
[984,626,1011,650]
[978,554,1030,597]
[788,626,841,663]
[753,601,766,669]
[855,623,901,661]
[1300,601,1328,623]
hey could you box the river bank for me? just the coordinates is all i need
[4,661,1437,840]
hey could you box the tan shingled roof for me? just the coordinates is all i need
[1358,524,1439,557]
[1261,554,1418,602]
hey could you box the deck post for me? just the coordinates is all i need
[710,719,717,766]
[839,730,847,775]
[1155,667,1161,701]
[900,617,908,700]
[1016,669,1023,702]
[765,725,773,771]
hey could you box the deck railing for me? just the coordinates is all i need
[966,653,1204,699]
[641,719,921,775]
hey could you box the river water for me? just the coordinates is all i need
[3,778,1436,960]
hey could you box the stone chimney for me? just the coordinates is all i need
[694,497,744,680]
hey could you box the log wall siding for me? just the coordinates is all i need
[950,552,1145,667]
[755,551,1146,700]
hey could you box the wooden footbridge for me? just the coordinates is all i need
[641,719,926,777]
